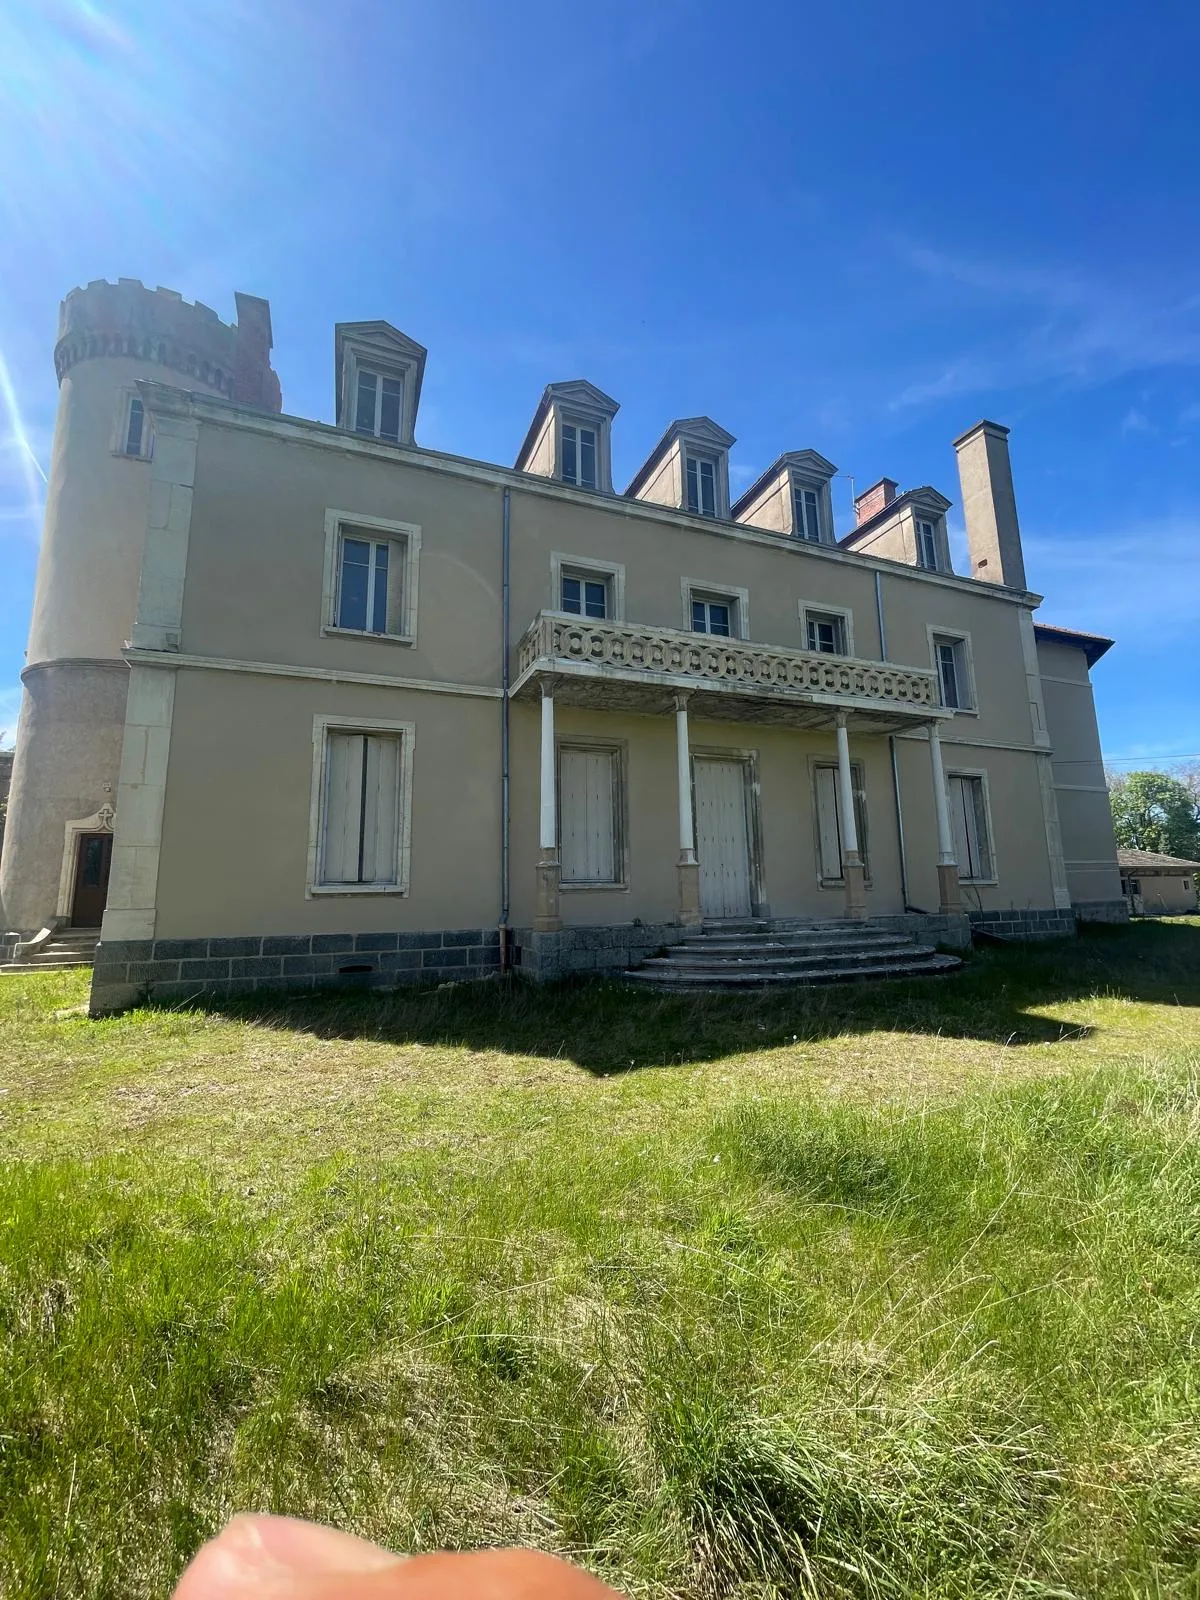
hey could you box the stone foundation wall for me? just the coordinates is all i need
[968,907,1076,940]
[1073,899,1130,924]
[513,922,689,980]
[89,928,501,1015]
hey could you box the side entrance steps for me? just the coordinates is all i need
[624,919,962,990]
[0,927,101,974]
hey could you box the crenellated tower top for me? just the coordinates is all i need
[54,278,282,411]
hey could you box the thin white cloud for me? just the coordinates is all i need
[1120,407,1153,435]
[1025,519,1200,642]
[888,242,1200,411]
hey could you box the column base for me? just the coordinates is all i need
[844,856,868,921]
[677,858,702,927]
[534,848,562,932]
[937,861,962,915]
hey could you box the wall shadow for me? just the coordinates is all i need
[172,921,1200,1078]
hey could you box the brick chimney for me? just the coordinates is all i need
[854,477,899,525]
[953,421,1026,589]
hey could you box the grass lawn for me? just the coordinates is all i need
[2,920,1199,1599]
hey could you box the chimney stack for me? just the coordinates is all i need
[953,421,1026,589]
[854,477,899,525]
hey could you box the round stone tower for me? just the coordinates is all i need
[0,279,281,936]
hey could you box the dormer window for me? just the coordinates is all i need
[515,381,619,490]
[686,453,718,517]
[355,370,403,442]
[793,483,824,542]
[335,321,427,448]
[560,419,597,489]
[626,417,735,518]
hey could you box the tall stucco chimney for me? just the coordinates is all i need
[953,420,1026,589]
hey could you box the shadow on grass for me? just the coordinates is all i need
[158,920,1200,1077]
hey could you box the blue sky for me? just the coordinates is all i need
[2,0,1199,764]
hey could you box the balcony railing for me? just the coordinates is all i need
[516,612,939,709]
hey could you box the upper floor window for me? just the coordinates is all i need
[560,420,597,489]
[686,454,718,517]
[561,570,609,619]
[806,611,847,655]
[355,370,403,442]
[794,484,823,543]
[931,632,973,710]
[323,511,421,643]
[917,518,940,571]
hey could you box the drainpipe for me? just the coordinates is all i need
[876,570,912,910]
[499,487,511,972]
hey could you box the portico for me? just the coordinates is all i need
[513,612,961,931]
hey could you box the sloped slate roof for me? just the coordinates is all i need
[1116,848,1200,873]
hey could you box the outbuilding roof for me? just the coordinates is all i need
[1116,849,1200,873]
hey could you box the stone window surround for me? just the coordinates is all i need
[556,736,629,892]
[789,473,835,544]
[306,713,416,898]
[945,764,999,885]
[680,578,751,639]
[549,552,626,622]
[798,599,855,657]
[321,509,422,646]
[927,624,978,715]
[338,337,423,448]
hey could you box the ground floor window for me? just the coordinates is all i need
[813,762,868,884]
[314,724,412,891]
[559,743,623,886]
[948,773,994,882]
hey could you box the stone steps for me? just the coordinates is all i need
[0,928,100,974]
[625,921,962,991]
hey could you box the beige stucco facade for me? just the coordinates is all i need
[0,281,1127,1003]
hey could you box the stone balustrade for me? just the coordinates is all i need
[517,612,938,708]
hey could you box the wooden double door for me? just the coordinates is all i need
[693,757,754,920]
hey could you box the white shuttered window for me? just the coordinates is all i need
[948,774,994,882]
[320,731,403,886]
[814,762,868,883]
[559,746,620,885]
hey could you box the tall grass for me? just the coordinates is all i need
[3,1049,1200,1597]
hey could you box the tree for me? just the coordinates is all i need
[1107,770,1200,859]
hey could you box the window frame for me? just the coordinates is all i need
[685,451,720,517]
[915,516,942,572]
[791,480,826,543]
[682,579,751,639]
[799,601,855,657]
[549,553,625,622]
[113,388,153,460]
[322,510,422,645]
[810,756,870,888]
[927,627,977,714]
[945,767,998,885]
[558,415,600,490]
[306,714,415,897]
[353,367,405,443]
[556,738,628,890]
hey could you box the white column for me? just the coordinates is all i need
[675,696,695,862]
[834,714,859,856]
[539,687,556,851]
[928,722,955,865]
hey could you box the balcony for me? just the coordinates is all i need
[512,612,946,732]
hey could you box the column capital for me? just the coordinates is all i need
[672,691,691,713]
[834,710,849,730]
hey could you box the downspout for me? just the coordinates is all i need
[499,487,512,972]
[876,570,912,911]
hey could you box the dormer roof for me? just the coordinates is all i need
[731,450,838,519]
[515,379,619,472]
[624,416,736,498]
[334,321,428,429]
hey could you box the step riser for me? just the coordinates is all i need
[641,951,939,976]
[627,957,960,989]
[675,940,914,958]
